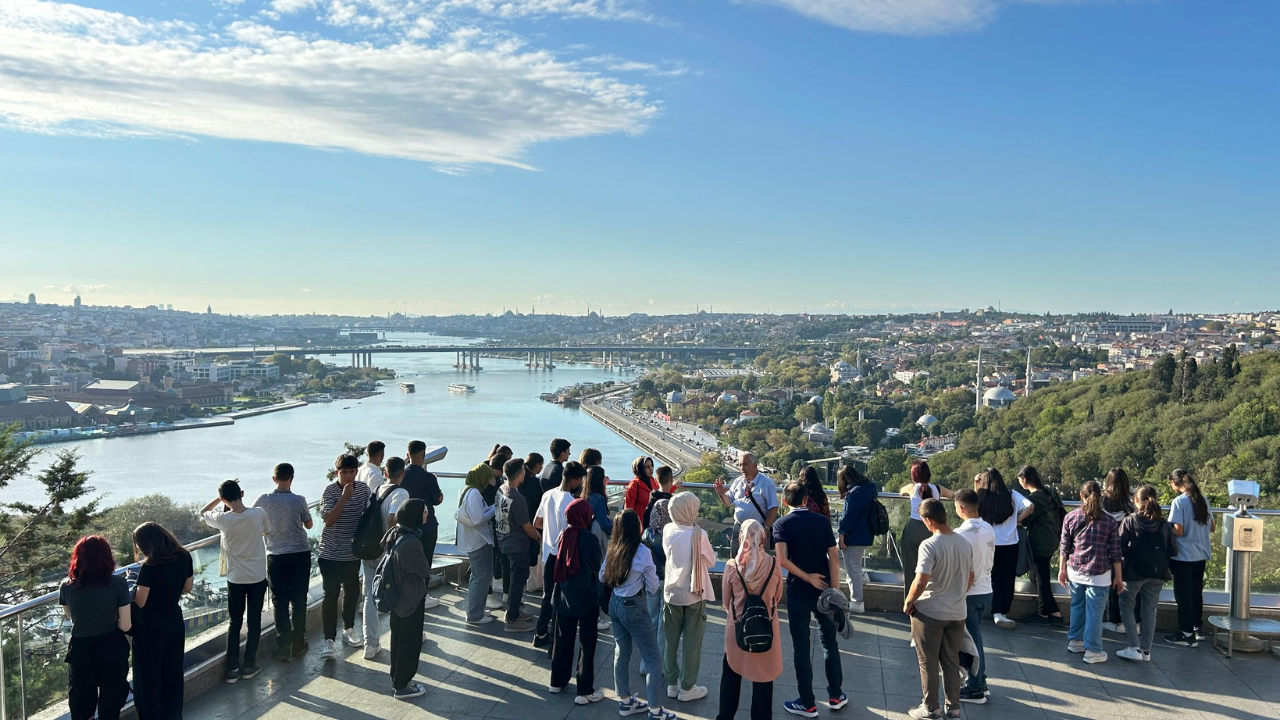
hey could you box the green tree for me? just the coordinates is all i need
[97,494,207,564]
[1151,353,1176,393]
[866,449,910,487]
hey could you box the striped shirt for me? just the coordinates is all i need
[319,480,370,562]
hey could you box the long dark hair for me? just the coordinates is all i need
[581,466,607,500]
[1103,467,1134,515]
[133,522,190,565]
[602,509,642,588]
[1079,480,1104,522]
[837,465,869,496]
[68,535,115,588]
[800,466,828,515]
[975,468,1014,525]
[1171,469,1210,525]
[1134,485,1163,522]
[911,461,933,499]
[1018,465,1044,490]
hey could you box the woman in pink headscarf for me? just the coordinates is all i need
[549,498,605,705]
[717,519,783,720]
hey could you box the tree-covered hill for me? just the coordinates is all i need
[929,346,1280,506]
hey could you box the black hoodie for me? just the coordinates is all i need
[1118,514,1177,582]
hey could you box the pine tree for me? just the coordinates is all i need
[1151,353,1176,393]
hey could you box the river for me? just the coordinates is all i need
[7,333,643,510]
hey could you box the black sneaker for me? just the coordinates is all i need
[1165,632,1198,648]
[272,647,292,663]
[225,669,240,685]
[292,641,310,658]
[532,633,551,649]
[959,688,987,705]
[240,665,260,680]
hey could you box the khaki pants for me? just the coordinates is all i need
[910,610,965,713]
[664,601,707,691]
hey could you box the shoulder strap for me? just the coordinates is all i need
[746,486,768,522]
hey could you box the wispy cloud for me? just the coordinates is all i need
[582,55,688,77]
[745,0,1129,36]
[44,284,112,294]
[0,0,658,169]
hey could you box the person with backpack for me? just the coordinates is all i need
[662,492,717,703]
[600,509,669,720]
[717,519,783,720]
[1165,469,1215,647]
[1117,485,1177,662]
[1016,466,1064,625]
[359,457,409,659]
[836,466,879,614]
[1058,480,1123,664]
[457,463,498,624]
[379,499,431,700]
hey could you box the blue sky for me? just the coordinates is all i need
[1,0,1277,317]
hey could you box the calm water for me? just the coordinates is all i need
[10,334,642,509]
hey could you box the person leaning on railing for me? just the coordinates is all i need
[899,461,953,602]
[131,522,194,720]
[60,535,132,720]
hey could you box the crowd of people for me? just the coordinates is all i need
[53,438,1218,720]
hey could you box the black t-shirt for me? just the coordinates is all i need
[136,553,194,621]
[60,575,130,637]
[401,465,443,521]
[772,508,836,599]
[519,472,544,526]
[540,461,564,493]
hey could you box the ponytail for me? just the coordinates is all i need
[1134,485,1163,522]
[911,461,933,499]
[1079,481,1104,523]
[1171,469,1210,525]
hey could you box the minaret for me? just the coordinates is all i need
[975,346,983,412]
[1025,347,1033,397]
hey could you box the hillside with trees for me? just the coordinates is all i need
[928,345,1279,506]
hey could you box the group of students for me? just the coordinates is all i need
[897,460,1216,719]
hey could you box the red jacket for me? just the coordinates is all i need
[624,476,656,516]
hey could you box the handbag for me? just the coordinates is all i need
[1015,525,1033,577]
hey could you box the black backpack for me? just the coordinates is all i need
[352,485,392,561]
[372,536,409,613]
[733,557,776,653]
[869,495,891,536]
[1127,523,1171,580]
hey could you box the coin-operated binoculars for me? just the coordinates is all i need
[1210,480,1272,656]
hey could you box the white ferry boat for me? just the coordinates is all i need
[448,383,476,394]
[400,382,416,393]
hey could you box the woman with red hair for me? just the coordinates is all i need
[898,461,953,599]
[60,535,132,720]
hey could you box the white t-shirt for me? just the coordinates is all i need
[1068,565,1111,588]
[909,484,941,521]
[536,488,575,564]
[378,484,409,535]
[358,462,385,494]
[203,507,269,585]
[957,518,996,596]
[992,491,1033,546]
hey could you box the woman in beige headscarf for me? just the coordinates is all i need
[718,520,783,720]
[660,492,717,701]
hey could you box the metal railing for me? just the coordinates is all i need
[1,471,1275,720]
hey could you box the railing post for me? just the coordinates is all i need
[1,616,8,720]
[16,613,24,720]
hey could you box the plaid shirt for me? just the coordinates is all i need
[1060,509,1122,578]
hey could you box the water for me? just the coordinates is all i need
[9,333,643,509]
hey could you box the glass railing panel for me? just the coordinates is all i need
[9,598,72,719]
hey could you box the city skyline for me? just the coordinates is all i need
[3,0,1279,316]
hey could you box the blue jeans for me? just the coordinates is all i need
[611,593,664,707]
[787,589,842,708]
[1067,582,1108,654]
[963,593,992,691]
[466,545,495,622]
[640,590,666,675]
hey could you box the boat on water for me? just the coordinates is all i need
[448,383,476,394]
[400,382,416,392]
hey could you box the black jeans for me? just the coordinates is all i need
[1029,555,1060,617]
[1170,559,1206,634]
[536,554,557,640]
[786,589,842,708]
[318,558,361,640]
[504,550,531,622]
[267,551,312,652]
[716,653,772,720]
[991,543,1019,616]
[226,579,267,671]
[389,602,425,691]
[67,630,130,720]
[132,613,184,720]
[550,606,598,697]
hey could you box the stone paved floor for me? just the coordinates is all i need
[185,588,1280,720]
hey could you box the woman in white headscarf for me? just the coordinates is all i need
[660,492,717,701]
[717,520,783,720]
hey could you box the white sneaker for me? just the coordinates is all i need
[1067,640,1084,653]
[492,578,505,593]
[576,690,605,705]
[993,614,1016,629]
[597,617,611,631]
[467,615,496,625]
[848,600,866,614]
[909,639,916,649]
[320,639,337,660]
[363,643,380,660]
[1103,622,1126,634]
[486,596,504,610]
[501,593,509,604]
[1116,647,1149,662]
[1083,650,1108,664]
[677,686,707,702]
[422,595,441,609]
[343,628,364,648]
[667,685,679,699]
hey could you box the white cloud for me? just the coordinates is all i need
[44,284,112,293]
[582,55,688,76]
[745,0,1126,36]
[0,0,658,169]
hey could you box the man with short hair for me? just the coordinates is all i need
[359,440,386,492]
[532,460,586,649]
[714,451,778,555]
[362,456,409,659]
[540,438,571,493]
[904,498,974,720]
[319,454,371,659]
[497,457,540,633]
[202,479,269,683]
[253,463,314,662]
[954,489,995,704]
[774,482,845,717]
[401,440,444,609]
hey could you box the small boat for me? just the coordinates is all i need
[400,382,416,393]
[448,383,476,394]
